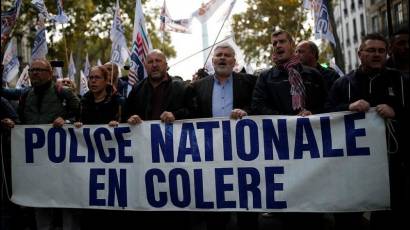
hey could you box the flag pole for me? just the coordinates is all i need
[61,23,69,78]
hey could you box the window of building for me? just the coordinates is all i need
[360,14,366,37]
[372,15,379,33]
[394,3,404,25]
[346,22,350,46]
[351,0,356,12]
[353,18,358,42]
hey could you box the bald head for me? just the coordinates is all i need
[145,49,168,83]
[295,41,319,67]
[29,59,53,87]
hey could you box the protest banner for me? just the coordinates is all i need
[11,110,390,212]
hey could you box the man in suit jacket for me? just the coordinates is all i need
[191,43,256,119]
[190,43,257,230]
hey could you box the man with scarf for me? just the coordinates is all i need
[251,29,327,229]
[252,29,326,116]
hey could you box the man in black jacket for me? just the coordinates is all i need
[126,49,192,124]
[295,40,340,91]
[190,43,257,230]
[251,29,327,229]
[252,30,327,117]
[326,33,408,229]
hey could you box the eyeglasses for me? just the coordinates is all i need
[28,68,50,73]
[362,48,386,54]
[88,75,104,81]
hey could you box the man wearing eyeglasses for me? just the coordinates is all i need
[326,33,409,229]
[19,58,80,127]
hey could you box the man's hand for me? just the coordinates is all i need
[297,109,312,117]
[348,99,370,112]
[127,115,143,125]
[52,117,65,128]
[230,109,248,120]
[160,111,175,123]
[108,120,119,127]
[1,118,15,129]
[74,122,83,128]
[376,104,395,118]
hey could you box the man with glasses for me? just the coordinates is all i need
[18,58,80,126]
[326,33,408,229]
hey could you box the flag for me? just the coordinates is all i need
[305,0,336,47]
[68,52,76,81]
[97,58,102,66]
[192,0,224,23]
[110,0,129,67]
[83,53,91,77]
[79,70,89,96]
[31,0,50,19]
[53,66,63,79]
[31,14,48,61]
[1,0,22,48]
[217,0,236,22]
[16,65,31,88]
[160,0,192,33]
[330,57,344,77]
[128,0,152,85]
[2,38,20,83]
[51,0,69,24]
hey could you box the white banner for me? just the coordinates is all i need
[11,111,390,212]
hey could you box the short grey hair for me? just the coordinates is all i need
[213,43,236,57]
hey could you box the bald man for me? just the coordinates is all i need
[295,40,340,91]
[126,49,193,123]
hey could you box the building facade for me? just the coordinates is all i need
[334,0,367,73]
[366,0,408,36]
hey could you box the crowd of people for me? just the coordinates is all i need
[0,28,409,230]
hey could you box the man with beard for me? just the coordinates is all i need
[251,29,327,229]
[326,33,408,229]
[190,43,257,230]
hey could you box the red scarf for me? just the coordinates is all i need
[278,55,305,111]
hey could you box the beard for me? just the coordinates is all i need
[214,65,232,77]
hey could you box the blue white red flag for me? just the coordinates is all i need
[68,52,76,81]
[160,0,192,33]
[51,0,69,24]
[2,38,19,83]
[31,15,48,61]
[16,65,31,88]
[1,0,22,48]
[110,0,129,68]
[31,0,50,19]
[128,0,152,85]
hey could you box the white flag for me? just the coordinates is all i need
[110,0,129,67]
[307,0,336,47]
[16,65,31,88]
[160,0,192,33]
[1,0,22,48]
[2,38,19,83]
[51,0,69,24]
[83,53,91,77]
[31,14,48,61]
[53,67,63,79]
[192,0,225,23]
[79,70,89,96]
[128,0,152,85]
[97,58,102,66]
[68,52,76,81]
